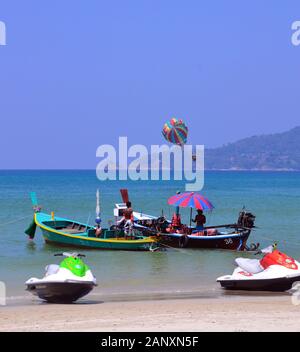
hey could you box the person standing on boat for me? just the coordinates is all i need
[118,201,134,237]
[193,209,206,231]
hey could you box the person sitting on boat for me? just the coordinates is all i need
[166,212,182,233]
[171,212,182,228]
[118,201,134,237]
[94,216,102,237]
[193,209,206,231]
[95,224,102,238]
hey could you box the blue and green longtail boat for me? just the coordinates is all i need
[25,193,159,251]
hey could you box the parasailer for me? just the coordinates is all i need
[162,118,188,146]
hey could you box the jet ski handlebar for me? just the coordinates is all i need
[54,252,86,258]
[254,243,278,255]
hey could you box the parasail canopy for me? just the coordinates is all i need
[162,118,188,146]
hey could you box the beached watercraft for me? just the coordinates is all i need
[217,245,300,291]
[25,193,159,251]
[26,252,96,303]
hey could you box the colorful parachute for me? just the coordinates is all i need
[162,118,188,146]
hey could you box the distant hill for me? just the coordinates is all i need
[205,127,300,171]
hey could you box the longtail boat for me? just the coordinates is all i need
[115,189,257,251]
[25,193,159,251]
[155,223,254,250]
[123,210,255,250]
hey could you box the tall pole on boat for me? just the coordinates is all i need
[176,191,180,215]
[95,189,101,226]
[189,207,192,228]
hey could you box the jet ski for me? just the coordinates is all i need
[25,252,97,303]
[217,245,300,292]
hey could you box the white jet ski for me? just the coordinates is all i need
[217,245,300,292]
[26,252,97,303]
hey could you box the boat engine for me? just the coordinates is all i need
[237,210,256,228]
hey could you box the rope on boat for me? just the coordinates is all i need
[0,214,32,227]
[157,241,193,255]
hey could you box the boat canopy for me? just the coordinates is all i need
[113,203,157,221]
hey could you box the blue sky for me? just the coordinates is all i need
[0,0,300,168]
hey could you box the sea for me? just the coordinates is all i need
[0,170,299,304]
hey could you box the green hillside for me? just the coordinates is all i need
[205,127,300,170]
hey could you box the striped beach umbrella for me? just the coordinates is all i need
[168,192,214,227]
[168,192,214,211]
[162,118,188,146]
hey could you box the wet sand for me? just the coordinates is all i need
[1,294,300,332]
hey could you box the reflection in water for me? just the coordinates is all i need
[26,239,36,253]
[148,251,169,275]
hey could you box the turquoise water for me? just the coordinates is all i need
[0,170,300,302]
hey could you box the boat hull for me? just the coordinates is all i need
[41,228,155,251]
[218,275,300,292]
[26,281,95,303]
[160,230,251,250]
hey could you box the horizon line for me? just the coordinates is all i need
[0,168,299,172]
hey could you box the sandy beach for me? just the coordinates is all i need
[1,294,300,332]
